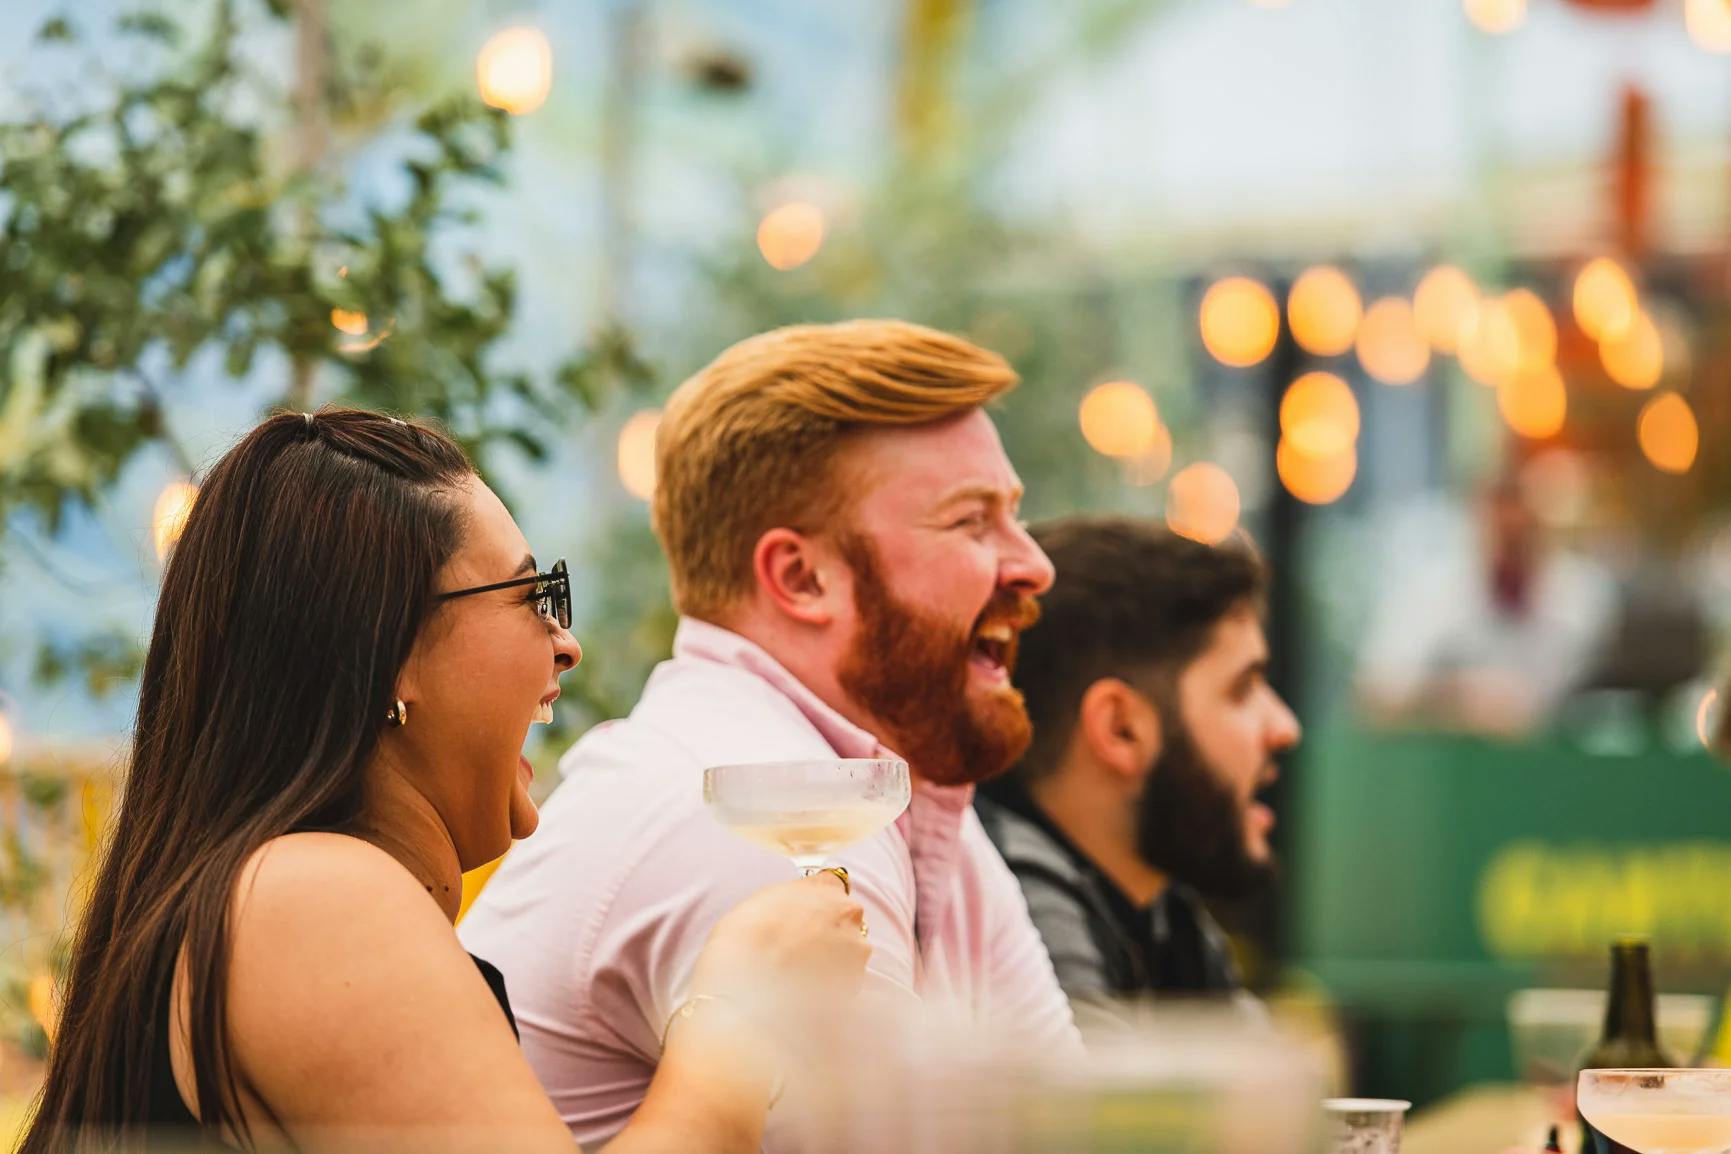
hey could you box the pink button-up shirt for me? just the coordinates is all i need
[459,618,1080,1149]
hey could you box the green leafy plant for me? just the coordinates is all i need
[0,0,650,539]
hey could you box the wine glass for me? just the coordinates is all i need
[703,758,911,874]
[1577,1069,1731,1154]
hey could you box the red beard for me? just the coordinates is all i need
[835,534,1038,787]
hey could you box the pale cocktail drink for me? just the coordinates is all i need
[704,759,911,872]
[1578,1069,1731,1154]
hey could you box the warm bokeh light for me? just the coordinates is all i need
[29,974,57,1042]
[1123,422,1175,486]
[0,711,12,766]
[1464,0,1527,34]
[1166,463,1241,545]
[756,202,826,271]
[152,481,198,562]
[1287,266,1362,358]
[1355,297,1430,385]
[476,26,554,116]
[1277,438,1356,505]
[1199,276,1280,368]
[1456,297,1522,386]
[1497,366,1568,440]
[1637,393,1699,474]
[617,409,661,500]
[330,308,368,337]
[1573,257,1638,342]
[1686,0,1731,52]
[1601,309,1663,390]
[1079,380,1161,459]
[1501,288,1557,371]
[1414,265,1477,353]
[1280,371,1360,457]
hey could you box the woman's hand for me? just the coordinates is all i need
[687,872,870,1012]
[609,874,869,1154]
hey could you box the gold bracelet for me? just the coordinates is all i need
[659,994,787,1110]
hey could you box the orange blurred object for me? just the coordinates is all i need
[1637,393,1698,474]
[1280,372,1360,457]
[1457,298,1522,386]
[1502,288,1558,371]
[1277,438,1357,505]
[757,202,826,270]
[1615,85,1651,257]
[1356,297,1431,385]
[1166,463,1241,545]
[1079,381,1161,459]
[1414,265,1478,354]
[1288,267,1362,357]
[1199,277,1281,368]
[1498,366,1568,440]
[1573,258,1638,342]
[1601,310,1663,390]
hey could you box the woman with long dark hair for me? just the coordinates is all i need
[21,409,866,1153]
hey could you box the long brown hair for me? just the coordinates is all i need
[21,409,474,1152]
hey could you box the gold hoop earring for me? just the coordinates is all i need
[386,700,409,727]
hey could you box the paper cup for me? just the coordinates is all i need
[1322,1098,1412,1154]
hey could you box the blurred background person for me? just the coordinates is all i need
[977,516,1299,1034]
[1354,471,1619,739]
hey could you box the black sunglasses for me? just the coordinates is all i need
[438,558,570,629]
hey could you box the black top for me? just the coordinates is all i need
[976,789,1241,1014]
[146,953,517,1141]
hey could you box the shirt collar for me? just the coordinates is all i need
[672,616,885,760]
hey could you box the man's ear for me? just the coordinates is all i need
[752,527,844,627]
[1075,678,1164,782]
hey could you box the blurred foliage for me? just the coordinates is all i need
[0,0,656,722]
[0,0,651,542]
[31,629,147,699]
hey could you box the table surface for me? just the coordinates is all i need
[1404,1084,1579,1154]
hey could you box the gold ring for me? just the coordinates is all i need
[817,866,850,895]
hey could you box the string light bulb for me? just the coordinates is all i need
[1166,463,1241,545]
[1414,265,1478,353]
[1287,266,1362,358]
[1573,257,1638,342]
[756,202,825,271]
[1280,371,1360,457]
[1637,393,1698,474]
[1464,0,1526,34]
[1277,438,1356,505]
[152,481,198,562]
[1356,297,1430,385]
[1079,381,1161,459]
[617,410,661,500]
[477,27,554,116]
[1199,277,1280,368]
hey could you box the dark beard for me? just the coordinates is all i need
[1135,715,1276,901]
[834,534,1035,787]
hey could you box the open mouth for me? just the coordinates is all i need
[532,690,559,725]
[970,622,1016,677]
[1248,767,1280,830]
